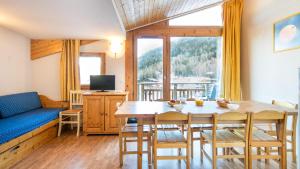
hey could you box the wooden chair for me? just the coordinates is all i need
[200,112,250,169]
[69,90,84,110]
[235,111,287,169]
[69,90,84,130]
[58,109,82,136]
[153,111,191,169]
[272,100,297,162]
[118,120,152,167]
[255,100,297,163]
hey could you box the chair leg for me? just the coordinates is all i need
[191,131,194,159]
[119,135,123,166]
[212,147,217,169]
[178,148,182,163]
[124,137,127,152]
[70,116,74,130]
[292,133,297,162]
[265,147,270,164]
[257,147,261,161]
[76,113,80,137]
[249,146,253,169]
[57,113,62,136]
[279,145,287,169]
[200,136,204,162]
[187,144,191,169]
[153,144,157,169]
[244,146,248,169]
[147,134,151,166]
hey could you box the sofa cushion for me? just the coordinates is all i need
[0,108,61,144]
[0,92,42,118]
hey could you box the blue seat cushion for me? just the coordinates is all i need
[0,108,61,144]
[0,92,42,118]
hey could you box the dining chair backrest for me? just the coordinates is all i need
[272,100,298,109]
[250,111,287,141]
[272,100,297,131]
[155,111,189,125]
[69,90,84,109]
[213,112,250,141]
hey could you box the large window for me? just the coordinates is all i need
[136,37,222,101]
[79,52,105,89]
[137,38,164,101]
[170,37,221,100]
[169,5,223,26]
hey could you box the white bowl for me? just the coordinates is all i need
[227,104,240,110]
[174,104,184,112]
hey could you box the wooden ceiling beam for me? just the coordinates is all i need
[31,39,99,60]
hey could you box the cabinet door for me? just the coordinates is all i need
[83,96,105,133]
[104,96,125,133]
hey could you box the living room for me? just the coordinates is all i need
[0,0,299,169]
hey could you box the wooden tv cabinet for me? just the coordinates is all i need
[83,91,128,135]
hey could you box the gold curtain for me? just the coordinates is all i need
[221,0,243,101]
[60,40,80,101]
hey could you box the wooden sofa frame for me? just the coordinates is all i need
[0,95,68,169]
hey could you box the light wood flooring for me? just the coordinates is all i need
[12,130,297,169]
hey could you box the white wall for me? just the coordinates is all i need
[241,1,300,164]
[0,26,32,95]
[31,53,61,100]
[31,40,125,100]
[241,0,300,104]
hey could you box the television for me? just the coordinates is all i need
[90,75,115,91]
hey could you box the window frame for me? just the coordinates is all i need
[79,52,106,90]
[131,21,223,100]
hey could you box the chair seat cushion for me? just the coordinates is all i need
[234,129,276,141]
[0,108,61,144]
[202,130,244,143]
[157,130,186,143]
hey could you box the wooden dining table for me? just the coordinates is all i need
[115,101,298,169]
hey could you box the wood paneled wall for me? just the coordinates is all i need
[30,40,99,60]
[125,21,222,100]
[31,40,63,60]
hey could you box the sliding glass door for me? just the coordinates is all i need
[136,37,221,101]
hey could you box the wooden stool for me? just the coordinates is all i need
[58,109,82,136]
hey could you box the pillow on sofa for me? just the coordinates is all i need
[0,92,42,118]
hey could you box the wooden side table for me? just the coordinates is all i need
[58,109,82,136]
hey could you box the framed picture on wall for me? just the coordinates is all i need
[274,12,300,52]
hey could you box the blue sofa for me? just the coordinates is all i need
[0,92,63,144]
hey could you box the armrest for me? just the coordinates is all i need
[39,95,69,109]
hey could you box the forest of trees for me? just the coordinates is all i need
[138,37,220,82]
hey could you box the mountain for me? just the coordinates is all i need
[138,37,220,82]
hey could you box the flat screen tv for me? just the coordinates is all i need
[90,75,115,91]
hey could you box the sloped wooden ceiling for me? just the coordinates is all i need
[113,0,224,31]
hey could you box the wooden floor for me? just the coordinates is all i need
[12,130,297,169]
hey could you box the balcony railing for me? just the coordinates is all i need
[138,81,216,101]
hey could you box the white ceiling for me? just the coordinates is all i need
[0,0,125,39]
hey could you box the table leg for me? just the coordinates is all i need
[137,118,143,169]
